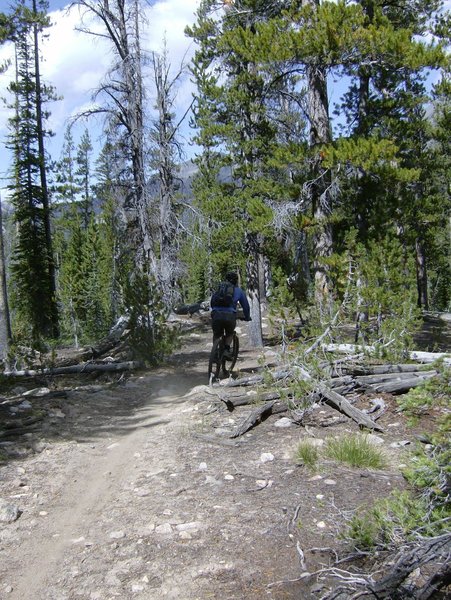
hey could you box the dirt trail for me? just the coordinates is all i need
[0,323,433,599]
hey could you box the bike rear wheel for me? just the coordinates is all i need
[208,337,224,382]
[222,334,239,376]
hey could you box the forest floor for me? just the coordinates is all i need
[0,313,450,600]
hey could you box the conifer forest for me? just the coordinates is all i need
[0,0,449,359]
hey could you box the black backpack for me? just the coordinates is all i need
[211,281,235,308]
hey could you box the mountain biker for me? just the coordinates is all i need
[210,271,251,359]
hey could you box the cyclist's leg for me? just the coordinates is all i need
[223,313,236,349]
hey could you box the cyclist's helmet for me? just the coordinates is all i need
[226,271,239,285]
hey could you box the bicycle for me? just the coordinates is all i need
[208,331,239,382]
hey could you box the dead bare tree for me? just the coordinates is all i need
[150,45,185,304]
[72,0,156,275]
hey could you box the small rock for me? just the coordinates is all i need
[390,440,411,448]
[324,479,336,486]
[17,400,32,411]
[179,530,192,540]
[48,409,65,419]
[274,417,293,428]
[155,523,172,534]
[224,474,234,481]
[0,499,21,523]
[131,584,144,592]
[205,475,223,486]
[109,531,125,539]
[316,521,326,528]
[71,537,86,544]
[176,522,201,532]
[309,475,323,481]
[260,452,275,463]
[316,494,325,500]
[366,434,385,445]
[198,462,208,471]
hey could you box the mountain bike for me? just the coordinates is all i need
[208,331,239,382]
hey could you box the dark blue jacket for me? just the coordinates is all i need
[211,286,251,320]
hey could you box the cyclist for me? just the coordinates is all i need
[210,271,251,358]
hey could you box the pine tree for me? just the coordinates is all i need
[221,0,447,322]
[53,125,79,205]
[75,128,93,229]
[7,0,59,342]
[187,0,301,346]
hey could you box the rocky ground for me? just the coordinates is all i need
[0,316,449,600]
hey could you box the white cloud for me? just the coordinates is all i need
[0,0,201,188]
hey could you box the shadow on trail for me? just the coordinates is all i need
[0,361,207,464]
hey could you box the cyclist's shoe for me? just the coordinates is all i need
[223,345,234,360]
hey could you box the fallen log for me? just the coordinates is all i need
[321,344,451,365]
[1,389,68,406]
[3,360,142,377]
[348,364,434,376]
[221,369,293,388]
[220,390,283,410]
[369,533,451,599]
[355,370,437,386]
[317,384,384,432]
[230,400,277,438]
[366,371,437,394]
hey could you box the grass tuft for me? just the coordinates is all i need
[324,434,387,469]
[295,439,319,470]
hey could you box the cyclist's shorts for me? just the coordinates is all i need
[211,311,236,338]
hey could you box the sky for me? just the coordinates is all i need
[0,0,202,200]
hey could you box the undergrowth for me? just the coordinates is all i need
[344,370,450,551]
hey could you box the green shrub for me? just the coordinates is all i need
[324,434,387,469]
[397,363,450,423]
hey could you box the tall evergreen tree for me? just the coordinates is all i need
[187,0,300,346]
[7,0,59,341]
[53,125,79,205]
[222,0,447,318]
[0,11,13,361]
[75,128,94,229]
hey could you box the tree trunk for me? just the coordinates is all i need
[245,232,263,348]
[0,195,11,365]
[415,236,429,309]
[32,0,59,338]
[152,48,181,304]
[303,0,334,316]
